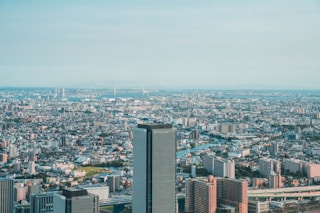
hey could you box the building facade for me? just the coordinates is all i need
[0,179,14,213]
[259,158,281,176]
[53,189,99,213]
[216,178,248,213]
[214,157,235,178]
[133,124,176,213]
[185,176,217,213]
[30,192,55,213]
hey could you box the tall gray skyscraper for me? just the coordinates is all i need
[0,179,14,213]
[133,124,176,213]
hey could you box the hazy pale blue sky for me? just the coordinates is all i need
[0,0,319,89]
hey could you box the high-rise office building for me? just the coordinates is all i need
[53,189,99,213]
[133,124,176,213]
[30,192,55,213]
[0,179,14,213]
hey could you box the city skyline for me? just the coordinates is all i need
[1,0,320,89]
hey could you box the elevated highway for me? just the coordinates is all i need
[248,185,320,199]
[100,195,132,206]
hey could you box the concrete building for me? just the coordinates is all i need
[53,189,99,213]
[0,153,8,163]
[306,163,320,178]
[269,172,282,189]
[107,175,120,192]
[30,192,55,213]
[78,185,109,201]
[15,204,31,213]
[248,200,269,213]
[264,143,278,156]
[259,158,281,176]
[133,124,176,213]
[216,178,248,213]
[284,158,304,174]
[15,184,28,202]
[185,176,217,213]
[28,161,36,175]
[214,157,235,178]
[0,179,14,213]
[185,176,248,213]
[203,155,215,174]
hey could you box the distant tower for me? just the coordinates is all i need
[62,88,65,98]
[0,179,14,213]
[133,124,176,213]
[113,86,116,97]
[142,87,145,96]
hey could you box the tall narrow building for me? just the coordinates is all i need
[133,124,176,213]
[0,179,14,213]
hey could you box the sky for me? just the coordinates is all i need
[0,0,320,89]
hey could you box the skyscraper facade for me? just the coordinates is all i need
[185,176,248,213]
[216,178,248,213]
[53,189,99,213]
[30,192,55,213]
[185,176,217,213]
[0,179,14,213]
[133,124,176,213]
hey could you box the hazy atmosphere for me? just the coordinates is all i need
[0,0,319,89]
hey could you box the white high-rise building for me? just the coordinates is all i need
[29,161,36,175]
[9,144,18,158]
[133,124,176,213]
[214,157,235,178]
